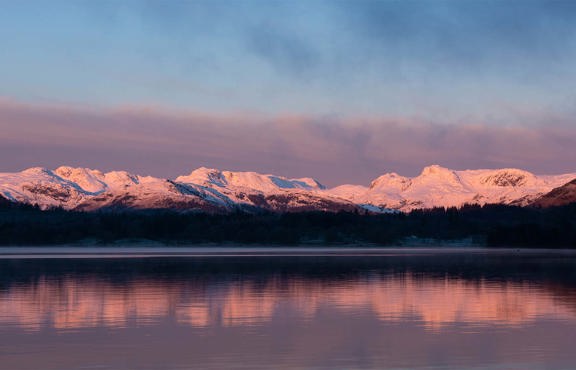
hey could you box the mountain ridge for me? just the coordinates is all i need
[1,165,575,213]
[532,179,576,208]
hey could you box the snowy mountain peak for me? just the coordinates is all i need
[478,168,535,187]
[177,168,325,192]
[54,166,107,193]
[413,165,463,191]
[369,173,411,191]
[174,167,349,212]
[21,167,53,176]
[293,178,326,190]
[103,170,140,185]
[419,165,457,178]
[325,166,576,211]
[177,167,228,187]
[54,166,99,177]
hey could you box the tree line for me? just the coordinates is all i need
[1,199,575,247]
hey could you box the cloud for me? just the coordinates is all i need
[5,0,576,120]
[114,0,576,81]
[1,98,575,186]
[247,25,320,77]
[334,0,576,68]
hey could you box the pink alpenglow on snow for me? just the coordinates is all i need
[1,164,574,213]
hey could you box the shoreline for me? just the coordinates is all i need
[0,246,575,258]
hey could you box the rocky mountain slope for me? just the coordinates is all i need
[1,165,574,212]
[531,179,576,208]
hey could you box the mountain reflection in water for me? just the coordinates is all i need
[1,252,576,369]
[1,275,574,332]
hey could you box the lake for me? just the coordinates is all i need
[1,248,576,369]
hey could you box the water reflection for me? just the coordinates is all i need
[1,253,576,369]
[1,275,574,332]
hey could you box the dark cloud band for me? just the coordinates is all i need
[1,99,574,186]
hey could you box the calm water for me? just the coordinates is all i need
[1,249,576,369]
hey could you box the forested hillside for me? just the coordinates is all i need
[1,198,576,247]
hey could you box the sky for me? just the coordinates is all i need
[1,0,576,186]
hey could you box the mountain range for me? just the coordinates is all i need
[1,165,575,213]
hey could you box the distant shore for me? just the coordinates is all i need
[1,246,576,259]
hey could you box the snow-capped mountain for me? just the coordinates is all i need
[175,167,356,212]
[328,165,576,211]
[0,166,357,212]
[1,164,575,212]
[0,166,223,212]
